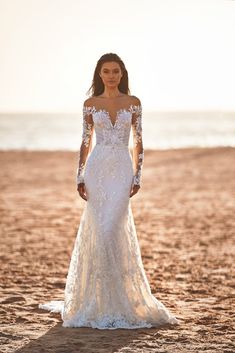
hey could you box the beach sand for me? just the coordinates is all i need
[0,147,234,353]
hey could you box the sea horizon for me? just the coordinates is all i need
[0,110,235,151]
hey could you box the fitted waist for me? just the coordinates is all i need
[95,143,129,149]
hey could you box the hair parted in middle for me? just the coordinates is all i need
[86,53,131,97]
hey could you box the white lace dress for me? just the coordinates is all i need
[39,101,180,329]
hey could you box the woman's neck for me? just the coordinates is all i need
[99,88,124,98]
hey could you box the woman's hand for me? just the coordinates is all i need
[77,182,88,201]
[130,184,140,198]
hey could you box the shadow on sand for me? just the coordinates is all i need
[15,321,173,353]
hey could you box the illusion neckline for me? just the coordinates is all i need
[95,94,127,99]
[84,104,141,128]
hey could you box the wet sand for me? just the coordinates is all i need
[0,147,234,353]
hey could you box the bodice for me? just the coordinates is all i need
[77,103,144,186]
[83,105,141,146]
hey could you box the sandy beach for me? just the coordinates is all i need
[0,147,234,353]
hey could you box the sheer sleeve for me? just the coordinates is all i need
[76,105,94,185]
[131,102,144,186]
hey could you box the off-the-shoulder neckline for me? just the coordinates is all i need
[83,104,142,128]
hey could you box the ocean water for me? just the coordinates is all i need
[0,111,234,150]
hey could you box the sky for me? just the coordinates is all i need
[0,0,235,112]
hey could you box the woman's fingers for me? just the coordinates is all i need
[80,191,87,201]
[130,185,140,197]
[130,187,135,197]
[80,185,87,201]
[77,183,87,201]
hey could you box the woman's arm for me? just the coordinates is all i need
[131,97,144,187]
[76,103,94,185]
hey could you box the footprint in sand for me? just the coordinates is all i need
[1,296,26,304]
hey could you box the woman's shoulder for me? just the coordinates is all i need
[129,95,141,106]
[84,94,141,104]
[83,97,95,107]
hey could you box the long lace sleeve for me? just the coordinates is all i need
[76,105,94,185]
[131,102,144,186]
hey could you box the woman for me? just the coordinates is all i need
[39,53,179,329]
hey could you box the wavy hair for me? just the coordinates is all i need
[86,53,130,97]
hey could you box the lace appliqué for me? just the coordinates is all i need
[133,152,144,185]
[82,106,94,147]
[39,101,180,329]
[131,105,142,147]
[131,105,144,186]
[77,163,85,184]
[76,103,144,186]
[76,105,94,185]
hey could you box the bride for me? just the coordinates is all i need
[39,53,180,329]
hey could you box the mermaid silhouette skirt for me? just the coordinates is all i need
[39,144,179,329]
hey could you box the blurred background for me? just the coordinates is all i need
[0,0,235,150]
[1,3,235,351]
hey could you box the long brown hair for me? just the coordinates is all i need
[86,53,131,97]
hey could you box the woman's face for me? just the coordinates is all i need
[99,61,123,88]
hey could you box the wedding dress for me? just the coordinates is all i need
[39,101,179,329]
